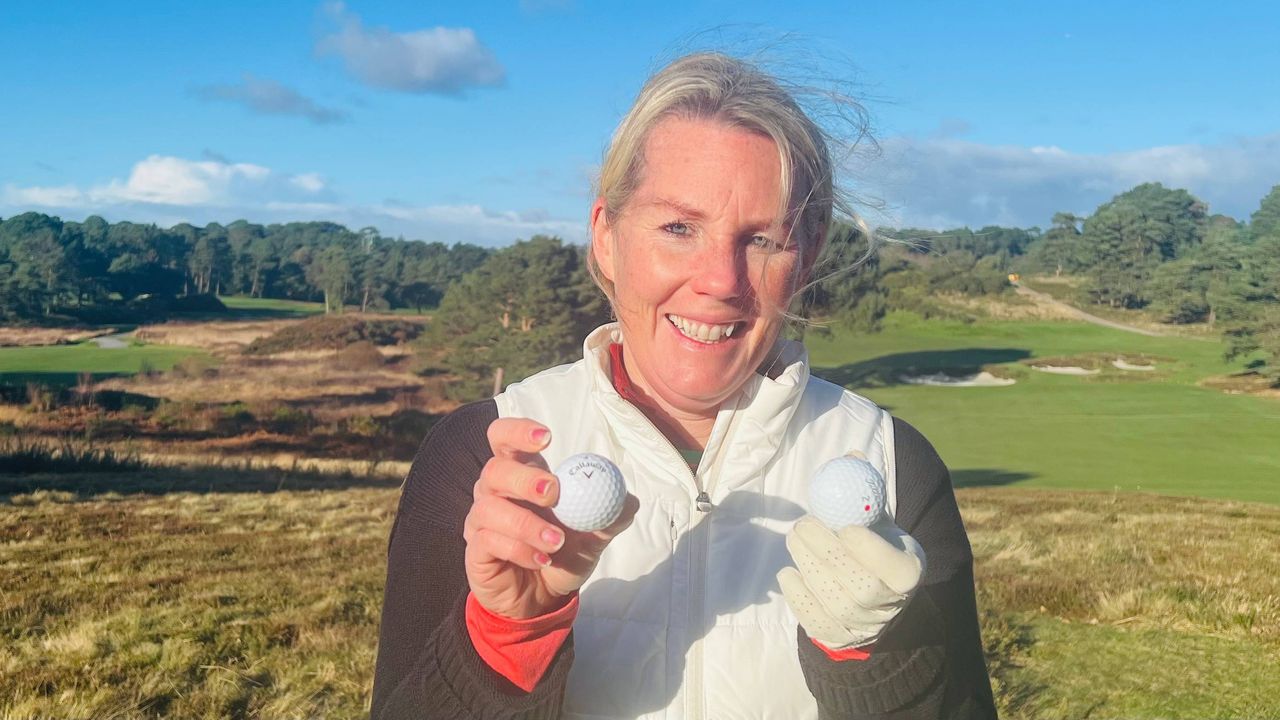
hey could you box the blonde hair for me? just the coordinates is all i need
[589,51,872,307]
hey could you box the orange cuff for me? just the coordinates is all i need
[810,636,872,661]
[465,591,579,692]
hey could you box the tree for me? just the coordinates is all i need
[428,236,609,399]
[1,213,68,315]
[1025,213,1084,277]
[1249,185,1280,242]
[306,244,353,313]
[1147,217,1245,326]
[1079,183,1208,308]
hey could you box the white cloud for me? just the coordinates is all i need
[290,173,327,193]
[861,132,1280,229]
[1,155,580,248]
[317,2,504,95]
[3,155,325,209]
[196,74,348,124]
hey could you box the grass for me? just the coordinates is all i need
[0,472,395,720]
[962,487,1280,719]
[0,342,209,385]
[2,312,1278,717]
[2,474,1276,718]
[216,296,327,318]
[806,312,1280,505]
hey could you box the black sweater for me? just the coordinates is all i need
[371,400,997,719]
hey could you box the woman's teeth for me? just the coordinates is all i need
[667,314,737,343]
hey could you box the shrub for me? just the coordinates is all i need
[0,438,146,474]
[168,294,228,313]
[245,316,423,355]
[213,403,256,435]
[344,415,380,437]
[265,405,315,435]
[152,400,203,431]
[25,383,54,413]
[333,341,385,371]
[169,355,217,379]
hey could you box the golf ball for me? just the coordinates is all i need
[809,455,886,530]
[552,453,627,532]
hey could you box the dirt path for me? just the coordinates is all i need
[1013,283,1168,337]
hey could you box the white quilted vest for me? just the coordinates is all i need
[494,324,897,720]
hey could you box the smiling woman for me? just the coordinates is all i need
[372,51,996,720]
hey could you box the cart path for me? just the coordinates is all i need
[1013,283,1167,337]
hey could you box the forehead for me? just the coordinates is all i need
[631,116,784,219]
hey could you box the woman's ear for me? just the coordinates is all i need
[590,197,616,283]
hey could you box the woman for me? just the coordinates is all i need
[372,52,996,719]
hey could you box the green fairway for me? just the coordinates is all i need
[806,313,1280,505]
[0,342,208,385]
[217,295,327,317]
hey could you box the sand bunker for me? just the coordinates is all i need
[1030,365,1100,376]
[91,335,129,349]
[1112,359,1155,371]
[902,371,1016,387]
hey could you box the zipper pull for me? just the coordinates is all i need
[696,491,713,512]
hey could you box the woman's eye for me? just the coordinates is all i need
[751,235,785,252]
[662,222,691,236]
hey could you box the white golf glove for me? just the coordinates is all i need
[777,514,927,651]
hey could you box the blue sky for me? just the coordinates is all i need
[3,1,1279,246]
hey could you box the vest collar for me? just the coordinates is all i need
[580,323,811,492]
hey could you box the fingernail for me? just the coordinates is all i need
[541,527,564,549]
[531,428,550,445]
[535,478,552,496]
[534,552,552,567]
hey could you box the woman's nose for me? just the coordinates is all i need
[689,240,747,299]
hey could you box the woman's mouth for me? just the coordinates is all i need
[665,313,741,344]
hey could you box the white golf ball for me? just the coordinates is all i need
[552,453,627,532]
[809,455,886,530]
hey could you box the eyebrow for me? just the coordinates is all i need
[641,197,780,231]
[641,198,706,219]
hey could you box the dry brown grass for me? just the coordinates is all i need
[133,320,298,354]
[96,350,455,422]
[935,291,1082,321]
[959,487,1280,643]
[0,327,113,347]
[2,478,1277,718]
[1200,371,1280,399]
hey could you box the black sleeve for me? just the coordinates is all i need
[370,400,573,720]
[796,417,998,719]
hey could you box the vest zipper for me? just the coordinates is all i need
[602,393,740,720]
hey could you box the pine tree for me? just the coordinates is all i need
[428,236,609,400]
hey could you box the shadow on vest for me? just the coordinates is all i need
[575,490,807,715]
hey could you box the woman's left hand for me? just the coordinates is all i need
[777,515,927,651]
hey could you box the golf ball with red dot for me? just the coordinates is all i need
[552,453,627,532]
[809,456,886,529]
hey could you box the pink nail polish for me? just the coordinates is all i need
[535,478,551,496]
[534,552,552,567]
[541,528,563,548]
[531,428,550,445]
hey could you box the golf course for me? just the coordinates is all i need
[2,301,1278,718]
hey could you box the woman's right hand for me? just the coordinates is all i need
[464,417,639,620]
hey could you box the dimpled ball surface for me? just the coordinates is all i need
[552,453,627,532]
[809,456,886,530]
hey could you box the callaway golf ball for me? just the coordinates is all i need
[552,453,627,532]
[809,455,886,530]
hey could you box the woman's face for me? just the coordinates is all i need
[591,116,805,415]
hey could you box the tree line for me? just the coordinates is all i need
[0,213,491,322]
[3,180,1278,388]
